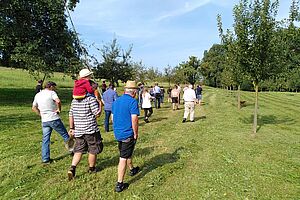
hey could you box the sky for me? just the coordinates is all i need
[69,0,292,70]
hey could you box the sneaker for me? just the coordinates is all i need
[42,158,53,165]
[182,118,186,123]
[88,167,97,173]
[129,166,140,176]
[115,182,129,192]
[190,120,195,122]
[68,168,76,181]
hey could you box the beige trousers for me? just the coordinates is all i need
[183,101,195,121]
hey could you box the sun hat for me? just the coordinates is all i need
[79,68,93,78]
[124,80,138,89]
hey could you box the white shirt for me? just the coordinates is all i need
[32,89,60,122]
[183,88,196,102]
[153,85,161,94]
[142,92,152,108]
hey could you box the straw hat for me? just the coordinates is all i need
[124,80,138,89]
[79,68,93,78]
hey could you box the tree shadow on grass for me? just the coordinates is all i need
[95,146,154,172]
[0,113,40,124]
[193,116,207,122]
[139,117,168,126]
[0,88,73,106]
[53,153,72,162]
[128,147,183,185]
[239,114,295,132]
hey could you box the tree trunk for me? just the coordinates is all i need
[237,85,241,110]
[42,74,46,86]
[253,84,259,134]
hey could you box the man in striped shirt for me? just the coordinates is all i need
[67,96,103,180]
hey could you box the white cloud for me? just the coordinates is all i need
[155,0,212,21]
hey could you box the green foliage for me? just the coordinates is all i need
[172,56,202,85]
[131,61,148,83]
[163,65,175,87]
[0,0,82,80]
[0,68,299,199]
[145,66,162,83]
[93,38,133,86]
[200,44,226,87]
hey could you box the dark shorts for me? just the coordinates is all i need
[118,137,136,159]
[74,132,103,155]
[172,97,178,103]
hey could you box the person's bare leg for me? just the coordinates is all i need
[71,152,82,166]
[68,152,82,180]
[88,153,97,168]
[126,158,133,170]
[117,158,127,183]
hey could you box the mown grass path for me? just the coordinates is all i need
[0,68,299,199]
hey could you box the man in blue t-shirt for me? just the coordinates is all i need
[112,80,140,192]
[102,83,118,132]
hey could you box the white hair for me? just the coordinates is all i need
[125,88,137,94]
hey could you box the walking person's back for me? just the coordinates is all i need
[102,84,118,132]
[112,80,140,192]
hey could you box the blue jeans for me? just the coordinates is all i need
[154,93,161,109]
[104,110,112,132]
[41,119,69,162]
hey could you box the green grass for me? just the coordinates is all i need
[0,67,299,199]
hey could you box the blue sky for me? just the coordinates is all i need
[69,0,292,70]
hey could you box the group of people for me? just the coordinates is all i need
[32,69,140,192]
[137,82,165,110]
[32,68,203,192]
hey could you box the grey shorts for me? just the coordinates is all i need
[74,132,103,154]
[196,95,202,100]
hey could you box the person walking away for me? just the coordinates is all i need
[160,86,165,104]
[137,82,144,108]
[171,85,180,110]
[112,80,140,192]
[153,83,161,109]
[149,86,154,98]
[102,84,118,132]
[35,79,43,94]
[72,68,94,99]
[183,84,188,92]
[182,84,196,123]
[167,87,172,103]
[67,94,103,180]
[32,81,70,164]
[195,85,203,105]
[177,83,181,104]
[142,88,155,123]
[101,81,107,94]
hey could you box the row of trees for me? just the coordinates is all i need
[201,0,300,93]
[207,0,300,134]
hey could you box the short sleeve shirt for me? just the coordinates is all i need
[112,94,140,141]
[69,97,100,137]
[32,89,60,122]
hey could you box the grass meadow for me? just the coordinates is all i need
[0,67,299,199]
